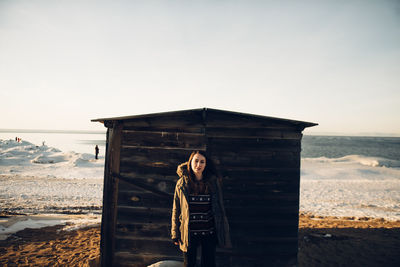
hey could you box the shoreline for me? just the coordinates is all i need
[0,212,101,241]
[1,213,399,266]
[299,211,400,227]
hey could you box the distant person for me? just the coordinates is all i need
[15,137,17,142]
[42,141,45,146]
[95,145,99,159]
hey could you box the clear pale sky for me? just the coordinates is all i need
[1,0,399,135]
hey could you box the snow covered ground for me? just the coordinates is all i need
[0,214,100,240]
[0,139,104,179]
[301,155,400,220]
[0,139,104,239]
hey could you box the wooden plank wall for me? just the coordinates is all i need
[206,123,302,266]
[106,112,303,267]
[114,123,207,266]
[101,122,123,267]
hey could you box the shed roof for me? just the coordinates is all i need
[91,108,317,129]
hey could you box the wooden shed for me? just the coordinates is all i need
[92,108,317,267]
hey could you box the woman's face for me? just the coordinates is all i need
[191,153,206,179]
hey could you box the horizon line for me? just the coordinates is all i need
[1,128,399,137]
[0,128,105,134]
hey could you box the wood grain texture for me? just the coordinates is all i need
[208,137,301,152]
[115,222,171,238]
[98,109,309,266]
[100,122,122,267]
[115,237,178,255]
[122,130,206,149]
[121,111,204,129]
[205,127,303,139]
[116,206,171,224]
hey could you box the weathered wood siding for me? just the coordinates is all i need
[101,122,123,267]
[95,108,315,267]
[114,123,206,266]
[205,110,301,266]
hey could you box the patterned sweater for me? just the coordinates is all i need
[188,194,215,236]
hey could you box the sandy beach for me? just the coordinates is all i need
[1,213,399,267]
[0,218,101,266]
[298,213,400,267]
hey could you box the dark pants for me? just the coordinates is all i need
[183,234,216,267]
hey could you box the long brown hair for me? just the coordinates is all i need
[186,151,216,195]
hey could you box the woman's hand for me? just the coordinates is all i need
[172,238,180,246]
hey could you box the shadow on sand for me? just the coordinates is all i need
[298,227,400,267]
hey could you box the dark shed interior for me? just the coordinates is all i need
[92,108,317,267]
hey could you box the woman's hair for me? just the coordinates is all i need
[186,150,216,195]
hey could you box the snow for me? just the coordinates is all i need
[0,139,104,239]
[147,261,183,267]
[302,154,400,168]
[0,214,101,240]
[0,216,64,240]
[300,155,400,220]
[0,175,103,215]
[0,139,104,179]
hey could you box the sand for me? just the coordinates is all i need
[1,213,399,267]
[0,223,100,266]
[298,212,400,267]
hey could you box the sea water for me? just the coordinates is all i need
[302,135,400,161]
[1,132,400,222]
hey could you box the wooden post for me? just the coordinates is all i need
[100,122,122,267]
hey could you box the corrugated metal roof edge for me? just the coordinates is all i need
[91,107,318,128]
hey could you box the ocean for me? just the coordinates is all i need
[302,135,400,161]
[1,131,400,239]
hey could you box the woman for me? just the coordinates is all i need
[171,151,231,267]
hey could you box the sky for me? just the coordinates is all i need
[0,0,399,135]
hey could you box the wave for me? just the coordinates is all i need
[302,154,400,168]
